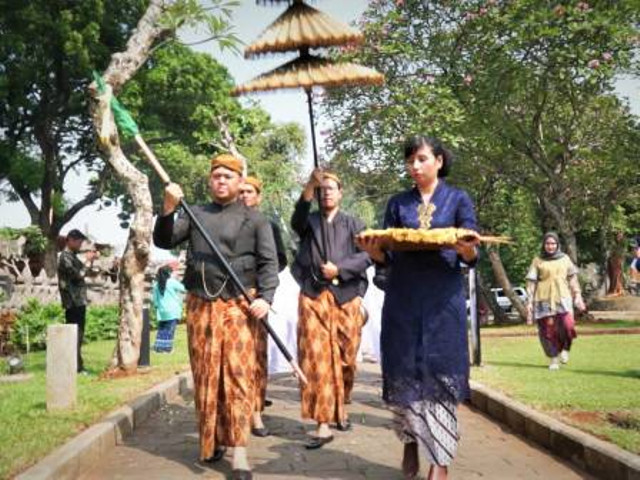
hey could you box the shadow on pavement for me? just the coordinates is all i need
[255,441,405,479]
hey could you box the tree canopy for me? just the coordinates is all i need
[0,0,149,271]
[1,2,304,271]
[323,0,640,282]
[110,42,305,226]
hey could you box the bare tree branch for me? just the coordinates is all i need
[7,180,39,224]
[103,0,173,93]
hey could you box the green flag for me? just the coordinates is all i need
[92,71,139,138]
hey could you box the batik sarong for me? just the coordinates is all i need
[185,294,256,460]
[297,290,364,424]
[153,319,178,352]
[253,319,268,412]
[393,399,459,467]
[537,312,577,358]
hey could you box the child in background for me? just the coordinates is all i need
[152,262,185,353]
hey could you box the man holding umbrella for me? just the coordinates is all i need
[291,168,371,449]
[154,153,279,480]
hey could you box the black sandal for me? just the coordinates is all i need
[251,426,271,437]
[203,446,226,463]
[305,435,334,449]
[336,419,352,432]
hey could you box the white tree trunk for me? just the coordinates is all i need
[89,0,170,373]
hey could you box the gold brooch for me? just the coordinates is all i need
[418,203,437,229]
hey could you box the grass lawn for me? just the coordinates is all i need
[481,319,640,336]
[0,325,190,480]
[471,332,640,454]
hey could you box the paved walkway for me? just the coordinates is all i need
[79,363,592,479]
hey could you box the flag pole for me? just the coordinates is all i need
[95,73,307,384]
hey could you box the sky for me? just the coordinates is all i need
[1,0,638,257]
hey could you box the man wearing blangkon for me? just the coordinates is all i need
[291,168,371,449]
[154,153,279,480]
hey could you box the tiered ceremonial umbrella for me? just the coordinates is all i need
[234,0,383,259]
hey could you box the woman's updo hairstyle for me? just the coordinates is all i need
[403,135,454,178]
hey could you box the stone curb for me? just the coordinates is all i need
[16,372,193,480]
[469,380,640,480]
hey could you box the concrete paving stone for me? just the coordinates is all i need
[76,363,598,480]
[300,470,367,479]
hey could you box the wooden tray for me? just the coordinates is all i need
[356,227,511,251]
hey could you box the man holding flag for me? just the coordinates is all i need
[154,154,279,480]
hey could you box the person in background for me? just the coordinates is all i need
[151,262,185,353]
[240,176,288,272]
[357,135,478,480]
[239,175,288,437]
[57,229,99,374]
[291,168,371,449]
[628,246,640,295]
[526,232,586,370]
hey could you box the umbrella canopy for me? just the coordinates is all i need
[232,55,383,95]
[245,1,363,58]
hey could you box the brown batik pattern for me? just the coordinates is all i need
[252,319,268,412]
[298,290,364,424]
[185,294,256,460]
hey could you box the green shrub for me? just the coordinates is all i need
[11,298,64,351]
[84,305,120,342]
[0,226,47,255]
[11,300,121,351]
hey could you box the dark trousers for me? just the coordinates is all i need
[65,306,86,372]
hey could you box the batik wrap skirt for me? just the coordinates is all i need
[185,294,256,459]
[153,319,178,352]
[297,290,364,424]
[252,319,268,412]
[537,312,577,358]
[393,399,459,467]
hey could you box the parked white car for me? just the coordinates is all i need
[491,287,528,313]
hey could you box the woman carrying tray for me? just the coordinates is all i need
[357,135,478,480]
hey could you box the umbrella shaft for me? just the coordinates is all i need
[305,88,319,169]
[305,88,328,261]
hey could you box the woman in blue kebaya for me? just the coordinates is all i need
[357,135,478,480]
[152,263,186,353]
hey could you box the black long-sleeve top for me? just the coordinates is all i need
[290,196,371,305]
[153,201,279,303]
[270,220,288,273]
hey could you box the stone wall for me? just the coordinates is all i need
[1,273,125,312]
[0,264,166,313]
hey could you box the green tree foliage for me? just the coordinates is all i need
[111,43,305,226]
[0,1,241,272]
[0,226,47,256]
[242,123,305,208]
[323,0,640,277]
[0,0,149,271]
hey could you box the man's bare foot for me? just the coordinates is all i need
[402,442,419,479]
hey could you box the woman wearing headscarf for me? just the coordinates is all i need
[525,232,586,370]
